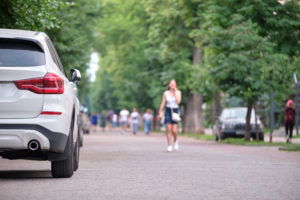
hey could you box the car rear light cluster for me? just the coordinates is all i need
[14,73,64,94]
[40,111,62,115]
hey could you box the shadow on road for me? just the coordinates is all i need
[0,170,52,179]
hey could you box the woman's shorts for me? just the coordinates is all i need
[165,107,179,124]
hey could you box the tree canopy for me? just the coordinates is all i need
[1,0,299,136]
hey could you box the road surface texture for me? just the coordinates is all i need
[0,130,300,200]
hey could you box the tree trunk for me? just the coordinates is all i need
[182,94,204,133]
[245,100,253,141]
[269,92,275,143]
[182,46,204,134]
[254,104,259,141]
[212,92,222,123]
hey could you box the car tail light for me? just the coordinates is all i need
[14,73,64,94]
[41,111,62,115]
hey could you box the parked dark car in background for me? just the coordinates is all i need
[213,107,264,141]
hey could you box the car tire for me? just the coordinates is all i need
[259,133,264,141]
[215,134,219,141]
[79,135,83,147]
[215,132,225,141]
[51,118,74,178]
[74,136,80,171]
[220,132,225,140]
[252,133,264,141]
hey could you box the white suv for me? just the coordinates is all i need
[0,29,81,178]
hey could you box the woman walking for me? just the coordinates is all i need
[158,80,182,152]
[284,99,296,143]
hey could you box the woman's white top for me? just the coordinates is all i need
[143,113,153,121]
[166,91,179,108]
[130,112,140,124]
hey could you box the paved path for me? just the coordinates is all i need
[0,130,300,200]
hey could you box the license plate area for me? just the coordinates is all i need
[236,131,245,135]
[0,82,18,99]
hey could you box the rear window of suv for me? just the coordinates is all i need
[0,39,45,66]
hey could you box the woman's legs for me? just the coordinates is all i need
[133,123,138,134]
[147,121,151,134]
[285,124,289,137]
[144,120,151,134]
[172,124,178,143]
[166,123,173,146]
[143,120,147,133]
[285,124,294,143]
[289,125,294,139]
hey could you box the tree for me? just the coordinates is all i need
[46,0,101,101]
[144,0,209,133]
[0,0,63,31]
[203,0,300,140]
[92,0,154,112]
[210,19,291,140]
[0,0,100,101]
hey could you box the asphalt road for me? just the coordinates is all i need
[0,130,300,200]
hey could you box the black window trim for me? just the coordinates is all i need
[0,37,45,53]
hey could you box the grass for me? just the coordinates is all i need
[153,131,215,141]
[180,133,214,141]
[279,145,300,151]
[220,138,300,152]
[221,138,280,146]
[153,130,300,152]
[293,134,300,139]
[180,132,300,152]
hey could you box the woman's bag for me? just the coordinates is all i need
[171,108,181,122]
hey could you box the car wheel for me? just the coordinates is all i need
[51,119,74,178]
[73,137,80,171]
[215,131,225,141]
[219,132,225,140]
[259,133,264,141]
[79,134,83,147]
[215,134,219,141]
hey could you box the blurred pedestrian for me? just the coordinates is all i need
[130,108,140,135]
[106,110,114,128]
[112,113,118,128]
[158,80,182,152]
[119,108,130,134]
[91,112,99,132]
[143,109,153,134]
[100,111,107,132]
[284,99,295,143]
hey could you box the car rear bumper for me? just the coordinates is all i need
[0,124,68,153]
[221,130,263,137]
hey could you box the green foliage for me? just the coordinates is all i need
[210,20,288,102]
[93,0,212,112]
[0,0,100,101]
[1,0,299,129]
[46,0,101,100]
[0,0,64,31]
[92,0,300,117]
[92,0,154,112]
